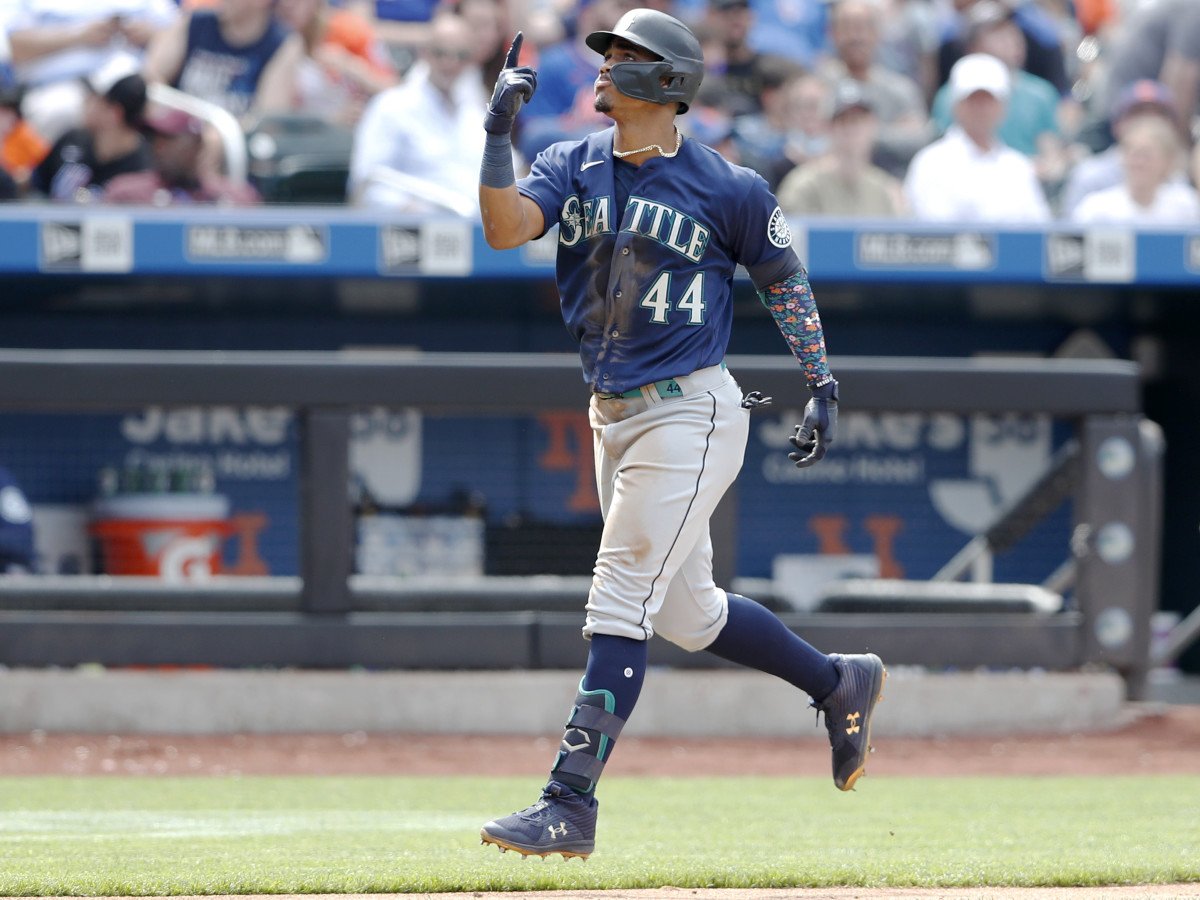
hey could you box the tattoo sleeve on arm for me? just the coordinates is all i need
[758,268,833,387]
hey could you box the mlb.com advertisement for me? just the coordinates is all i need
[0,404,1068,591]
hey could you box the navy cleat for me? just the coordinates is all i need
[480,781,597,858]
[812,652,887,791]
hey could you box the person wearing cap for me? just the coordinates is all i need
[30,56,153,201]
[102,105,260,205]
[1059,80,1189,219]
[930,0,1064,180]
[5,0,177,143]
[903,52,1049,221]
[1071,111,1200,225]
[1091,0,1200,147]
[817,0,932,177]
[776,79,904,216]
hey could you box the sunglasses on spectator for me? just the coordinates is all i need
[431,47,474,61]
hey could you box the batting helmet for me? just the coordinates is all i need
[586,9,704,114]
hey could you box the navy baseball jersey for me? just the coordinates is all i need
[518,127,801,394]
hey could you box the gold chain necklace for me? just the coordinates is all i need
[612,128,683,159]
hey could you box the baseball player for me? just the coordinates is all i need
[477,9,886,859]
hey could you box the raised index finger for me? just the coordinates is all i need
[504,32,524,68]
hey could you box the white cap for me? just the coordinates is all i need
[948,52,1010,105]
[85,52,143,97]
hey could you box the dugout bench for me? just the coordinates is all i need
[0,350,1162,696]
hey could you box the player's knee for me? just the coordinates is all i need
[653,615,725,653]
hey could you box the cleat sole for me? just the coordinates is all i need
[480,831,592,860]
[838,664,887,792]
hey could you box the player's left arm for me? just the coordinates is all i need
[757,268,838,469]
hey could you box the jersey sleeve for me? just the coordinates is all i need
[516,145,570,240]
[729,173,803,290]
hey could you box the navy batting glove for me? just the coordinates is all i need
[484,32,538,135]
[789,379,838,468]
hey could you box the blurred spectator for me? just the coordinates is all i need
[743,0,829,69]
[875,0,940,102]
[5,0,177,142]
[0,462,34,574]
[937,0,1069,97]
[679,97,739,160]
[144,0,304,122]
[701,0,801,117]
[732,65,824,188]
[904,52,1050,221]
[349,0,438,63]
[348,9,498,213]
[30,55,152,201]
[1,83,49,193]
[1071,113,1200,225]
[1090,0,1200,150]
[276,0,397,126]
[780,69,832,168]
[817,0,932,176]
[930,2,1067,185]
[516,0,634,159]
[1059,80,1186,219]
[459,0,507,90]
[103,105,259,204]
[0,169,15,199]
[776,79,904,215]
[1073,0,1117,39]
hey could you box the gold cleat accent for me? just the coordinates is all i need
[480,833,592,860]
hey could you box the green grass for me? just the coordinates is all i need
[0,776,1197,895]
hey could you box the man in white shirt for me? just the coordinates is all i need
[903,52,1049,223]
[348,9,502,214]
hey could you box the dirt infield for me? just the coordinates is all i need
[2,703,1198,778]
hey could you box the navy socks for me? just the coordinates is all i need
[581,632,647,721]
[550,633,647,796]
[706,593,839,701]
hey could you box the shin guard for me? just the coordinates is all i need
[549,681,626,795]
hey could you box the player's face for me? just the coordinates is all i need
[595,37,660,115]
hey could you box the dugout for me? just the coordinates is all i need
[0,209,1194,691]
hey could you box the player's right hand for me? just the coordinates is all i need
[789,379,838,468]
[484,32,538,135]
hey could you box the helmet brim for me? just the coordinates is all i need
[585,28,661,59]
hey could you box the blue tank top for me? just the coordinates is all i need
[175,10,288,117]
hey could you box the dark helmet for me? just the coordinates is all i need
[586,9,704,114]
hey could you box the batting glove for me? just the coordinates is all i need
[484,32,538,135]
[789,379,838,468]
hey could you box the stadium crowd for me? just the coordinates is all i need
[1,0,1199,222]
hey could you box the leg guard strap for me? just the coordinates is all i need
[567,703,626,741]
[554,751,606,784]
